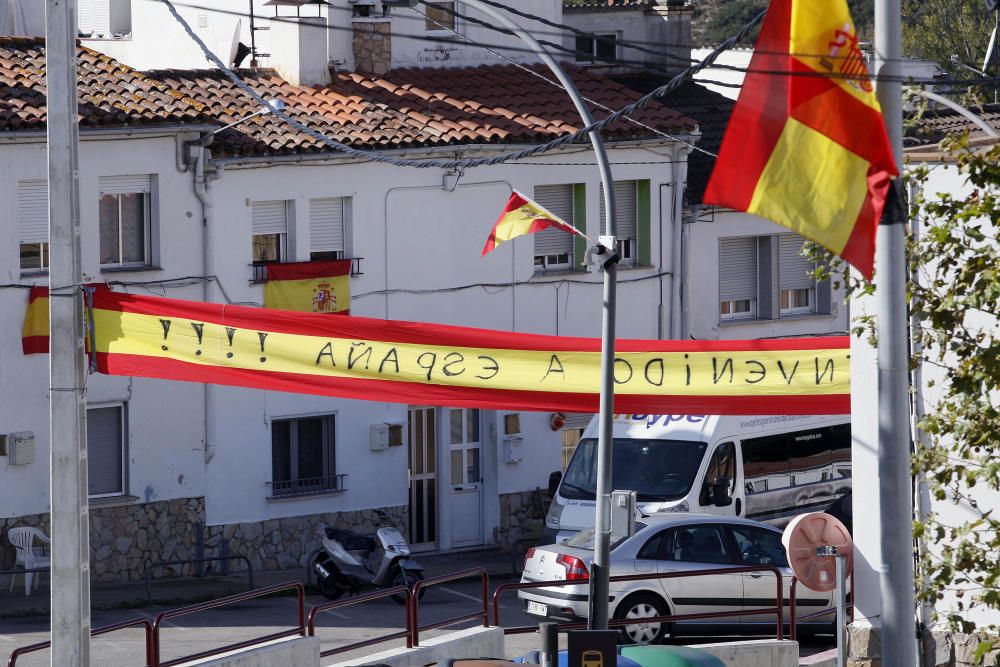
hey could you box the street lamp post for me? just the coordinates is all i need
[436,0,620,629]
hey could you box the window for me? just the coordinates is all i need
[719,236,758,320]
[79,0,132,38]
[559,413,591,470]
[699,441,736,506]
[637,531,667,560]
[663,525,733,564]
[271,414,338,497]
[730,525,789,567]
[424,1,456,32]
[533,184,575,271]
[778,234,817,315]
[87,405,126,498]
[310,197,347,261]
[252,200,289,264]
[600,180,643,264]
[99,175,152,268]
[448,408,480,486]
[18,180,48,272]
[575,33,617,64]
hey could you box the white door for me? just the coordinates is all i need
[448,407,483,548]
[408,407,437,551]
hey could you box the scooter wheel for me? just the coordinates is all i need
[318,573,348,600]
[391,570,424,605]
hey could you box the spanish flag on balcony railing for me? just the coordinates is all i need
[703,0,897,279]
[263,260,351,314]
[482,191,584,256]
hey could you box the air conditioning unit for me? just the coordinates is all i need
[10,432,35,465]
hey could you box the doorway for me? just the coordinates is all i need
[448,407,483,548]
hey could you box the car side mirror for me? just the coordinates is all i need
[708,477,732,507]
[548,470,562,497]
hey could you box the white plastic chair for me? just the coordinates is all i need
[7,527,50,596]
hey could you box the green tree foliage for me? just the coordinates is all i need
[901,0,994,74]
[690,0,874,45]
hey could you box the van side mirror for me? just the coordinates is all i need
[708,477,732,507]
[547,470,562,497]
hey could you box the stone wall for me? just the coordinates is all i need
[352,19,391,76]
[496,489,548,547]
[849,624,1000,667]
[1,498,408,587]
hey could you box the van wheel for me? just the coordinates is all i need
[613,593,670,645]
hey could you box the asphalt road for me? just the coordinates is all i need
[0,578,832,666]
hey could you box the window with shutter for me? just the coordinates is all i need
[79,0,131,38]
[18,180,48,272]
[98,175,153,268]
[252,200,288,264]
[532,184,574,271]
[778,234,816,314]
[310,197,346,261]
[600,181,638,263]
[87,405,125,497]
[719,237,758,320]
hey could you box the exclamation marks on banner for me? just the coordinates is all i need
[160,319,171,351]
[225,327,236,359]
[258,332,268,363]
[191,323,205,356]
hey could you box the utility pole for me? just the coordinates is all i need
[45,0,91,665]
[873,0,917,663]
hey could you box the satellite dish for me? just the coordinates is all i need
[782,512,853,593]
[228,19,248,68]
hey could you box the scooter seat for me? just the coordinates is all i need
[326,527,377,552]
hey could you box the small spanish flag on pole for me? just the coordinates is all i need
[482,190,585,256]
[263,260,351,314]
[703,0,897,279]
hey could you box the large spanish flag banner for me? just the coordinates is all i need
[703,0,897,279]
[22,288,851,415]
[263,260,351,314]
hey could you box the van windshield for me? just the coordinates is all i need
[561,438,708,502]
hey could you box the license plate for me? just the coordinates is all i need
[526,601,548,616]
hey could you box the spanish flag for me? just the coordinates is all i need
[482,191,584,256]
[703,0,897,279]
[263,260,351,314]
[22,286,49,354]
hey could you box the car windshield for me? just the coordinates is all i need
[565,522,647,550]
[561,438,707,502]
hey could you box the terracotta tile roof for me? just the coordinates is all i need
[615,75,734,204]
[0,36,695,158]
[904,103,1000,148]
[0,37,205,132]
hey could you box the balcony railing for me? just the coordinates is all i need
[269,474,348,498]
[250,258,364,283]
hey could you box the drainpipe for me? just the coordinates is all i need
[657,181,673,340]
[670,144,690,339]
[191,142,217,465]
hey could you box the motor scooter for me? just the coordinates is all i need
[310,509,424,604]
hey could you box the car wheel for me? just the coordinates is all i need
[613,593,670,645]
[391,569,425,605]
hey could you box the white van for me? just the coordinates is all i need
[543,414,851,544]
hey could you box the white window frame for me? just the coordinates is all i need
[780,287,815,315]
[424,1,459,35]
[778,233,818,317]
[575,32,618,64]
[86,403,127,499]
[98,175,154,269]
[309,196,348,261]
[600,180,638,266]
[252,200,291,265]
[18,179,49,274]
[79,0,133,39]
[270,413,338,498]
[532,184,576,272]
[720,299,756,321]
[718,235,759,323]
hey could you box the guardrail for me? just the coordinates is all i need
[308,586,413,657]
[7,617,153,667]
[493,565,785,640]
[411,567,489,646]
[142,555,254,603]
[151,580,305,667]
[789,572,855,641]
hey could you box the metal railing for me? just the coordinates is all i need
[7,617,152,667]
[493,565,785,640]
[142,555,254,603]
[789,572,855,641]
[251,257,364,283]
[308,586,413,657]
[270,473,347,498]
[411,567,489,646]
[151,581,305,667]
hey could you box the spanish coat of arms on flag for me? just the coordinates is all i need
[263,259,351,314]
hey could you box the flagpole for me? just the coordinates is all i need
[446,0,618,629]
[873,0,917,663]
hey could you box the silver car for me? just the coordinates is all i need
[518,514,834,644]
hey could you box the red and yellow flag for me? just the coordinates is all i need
[21,286,49,354]
[263,260,351,314]
[703,0,897,279]
[482,191,583,256]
